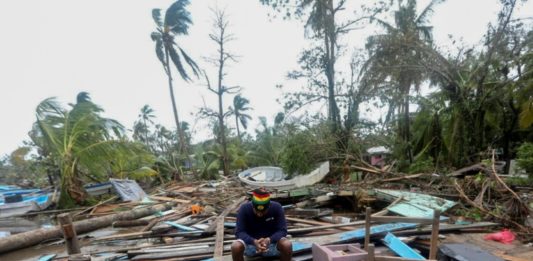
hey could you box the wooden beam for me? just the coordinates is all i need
[149,195,191,204]
[365,207,371,251]
[371,216,435,224]
[112,220,149,228]
[429,210,440,260]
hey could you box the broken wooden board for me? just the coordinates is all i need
[374,189,456,218]
[149,195,191,204]
[206,222,418,261]
[164,221,200,232]
[382,233,424,260]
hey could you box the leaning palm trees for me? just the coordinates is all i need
[151,0,199,161]
[364,0,442,163]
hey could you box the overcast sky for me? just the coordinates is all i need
[0,0,531,157]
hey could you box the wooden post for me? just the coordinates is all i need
[58,213,81,255]
[365,207,372,251]
[367,243,375,261]
[429,209,440,260]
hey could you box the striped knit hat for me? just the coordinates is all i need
[251,188,271,211]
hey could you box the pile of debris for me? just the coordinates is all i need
[0,159,531,261]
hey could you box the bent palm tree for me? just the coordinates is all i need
[30,93,151,208]
[151,0,200,157]
[231,94,252,141]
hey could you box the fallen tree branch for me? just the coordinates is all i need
[453,179,529,232]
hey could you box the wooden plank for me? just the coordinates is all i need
[429,210,440,260]
[287,217,354,232]
[365,208,371,250]
[285,208,321,217]
[393,222,498,236]
[382,233,424,260]
[213,217,226,257]
[131,245,231,260]
[112,219,149,228]
[212,196,246,257]
[165,221,199,232]
[149,195,191,204]
[371,216,435,224]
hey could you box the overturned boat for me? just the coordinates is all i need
[0,192,54,218]
[238,161,330,190]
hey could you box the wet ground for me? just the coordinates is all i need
[0,215,61,260]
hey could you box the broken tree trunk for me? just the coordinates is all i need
[58,213,81,255]
[0,203,173,254]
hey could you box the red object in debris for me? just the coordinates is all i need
[484,229,515,244]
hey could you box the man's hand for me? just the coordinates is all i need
[254,238,270,253]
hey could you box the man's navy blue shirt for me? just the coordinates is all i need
[235,201,287,245]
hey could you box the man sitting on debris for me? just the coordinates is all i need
[231,188,292,261]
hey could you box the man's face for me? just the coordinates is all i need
[253,205,268,217]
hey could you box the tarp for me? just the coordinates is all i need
[109,178,146,202]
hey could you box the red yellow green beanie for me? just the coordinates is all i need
[251,188,271,211]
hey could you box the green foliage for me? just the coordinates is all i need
[280,131,315,177]
[517,142,533,175]
[505,176,533,186]
[407,156,434,174]
[454,207,484,222]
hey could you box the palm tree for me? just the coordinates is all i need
[151,0,200,157]
[231,94,252,141]
[364,0,442,163]
[133,105,156,148]
[30,93,153,208]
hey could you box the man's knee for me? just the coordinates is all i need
[277,238,292,254]
[231,240,245,254]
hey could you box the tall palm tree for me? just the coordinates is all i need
[364,0,442,163]
[151,0,200,158]
[302,0,341,132]
[231,94,252,141]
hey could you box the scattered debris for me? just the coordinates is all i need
[0,157,531,260]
